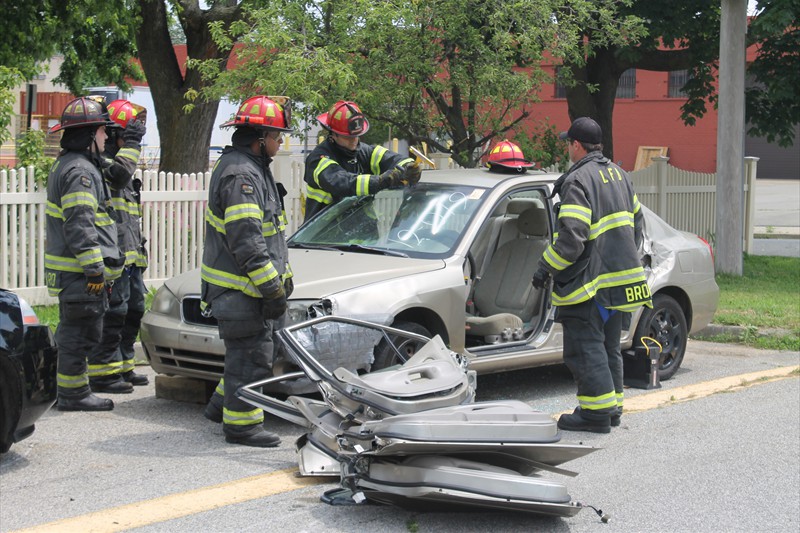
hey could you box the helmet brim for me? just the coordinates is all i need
[317,112,370,137]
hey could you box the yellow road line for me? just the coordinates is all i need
[11,468,328,533]
[14,365,799,532]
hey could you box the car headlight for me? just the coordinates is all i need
[150,285,180,318]
[286,299,331,325]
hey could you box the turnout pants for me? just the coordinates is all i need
[557,299,624,419]
[89,268,130,385]
[55,272,108,398]
[205,291,278,439]
[120,266,146,376]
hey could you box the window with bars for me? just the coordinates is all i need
[616,69,636,99]
[668,70,690,98]
[554,67,567,99]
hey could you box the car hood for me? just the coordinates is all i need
[289,249,446,299]
[164,250,446,300]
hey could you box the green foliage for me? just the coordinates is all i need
[511,120,569,171]
[0,67,24,145]
[745,0,800,147]
[195,0,643,168]
[16,129,55,185]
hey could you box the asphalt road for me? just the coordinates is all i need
[1,340,798,533]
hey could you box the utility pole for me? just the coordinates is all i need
[715,0,747,275]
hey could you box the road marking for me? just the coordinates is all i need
[13,365,799,533]
[10,468,328,533]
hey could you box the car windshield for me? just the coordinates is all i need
[290,183,487,258]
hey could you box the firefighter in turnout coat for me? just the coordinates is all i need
[45,97,124,411]
[532,117,652,433]
[303,100,420,222]
[201,96,293,447]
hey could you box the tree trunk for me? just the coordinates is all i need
[135,0,237,173]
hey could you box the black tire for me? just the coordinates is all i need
[372,321,432,370]
[633,294,688,381]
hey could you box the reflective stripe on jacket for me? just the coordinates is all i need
[303,137,413,221]
[201,146,291,306]
[540,151,651,311]
[45,150,122,295]
[103,138,143,266]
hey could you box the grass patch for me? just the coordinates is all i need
[712,254,800,350]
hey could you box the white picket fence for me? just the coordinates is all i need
[1,152,756,306]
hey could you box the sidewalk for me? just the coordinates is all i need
[751,179,800,257]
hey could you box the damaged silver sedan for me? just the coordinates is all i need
[141,168,719,387]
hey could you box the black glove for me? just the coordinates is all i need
[532,267,551,289]
[86,273,105,295]
[123,119,146,145]
[284,277,294,299]
[403,163,422,187]
[261,285,288,320]
[378,167,405,189]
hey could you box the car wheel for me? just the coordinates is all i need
[372,321,432,370]
[633,294,688,381]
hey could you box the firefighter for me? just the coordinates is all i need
[45,97,125,411]
[86,98,149,393]
[200,95,293,447]
[303,100,421,222]
[532,117,651,433]
[485,139,535,174]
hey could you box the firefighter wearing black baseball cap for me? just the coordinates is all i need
[532,116,651,433]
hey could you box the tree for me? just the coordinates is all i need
[197,0,643,168]
[745,0,800,148]
[561,0,722,160]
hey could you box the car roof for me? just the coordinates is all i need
[418,167,561,189]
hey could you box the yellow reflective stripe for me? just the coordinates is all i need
[96,211,115,226]
[88,361,124,378]
[577,390,617,411]
[215,379,225,396]
[262,220,278,237]
[224,203,262,224]
[313,157,338,185]
[61,191,98,210]
[552,267,648,306]
[201,264,261,298]
[282,263,293,280]
[306,185,332,204]
[117,147,141,163]
[105,264,124,280]
[57,373,89,389]
[356,174,371,196]
[543,246,571,271]
[248,262,278,286]
[76,248,103,266]
[223,407,264,426]
[121,357,136,373]
[633,194,641,214]
[558,204,592,225]
[206,208,226,234]
[589,211,634,240]
[397,157,414,167]
[616,392,624,407]
[45,254,85,272]
[110,198,140,214]
[370,146,388,174]
[46,201,64,219]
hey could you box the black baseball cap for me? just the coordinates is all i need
[559,117,602,144]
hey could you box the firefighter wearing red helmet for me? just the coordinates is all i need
[201,95,293,447]
[486,139,535,174]
[83,98,150,394]
[45,97,125,412]
[303,100,421,222]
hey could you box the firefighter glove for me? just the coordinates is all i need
[284,277,294,298]
[123,119,147,145]
[531,267,551,289]
[262,285,288,320]
[403,163,422,187]
[378,167,405,189]
[86,273,105,295]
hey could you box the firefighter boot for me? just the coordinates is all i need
[90,377,134,394]
[225,429,281,448]
[203,401,223,423]
[557,407,611,434]
[123,371,150,386]
[611,406,622,427]
[57,393,114,411]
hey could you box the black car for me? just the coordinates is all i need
[0,289,58,453]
